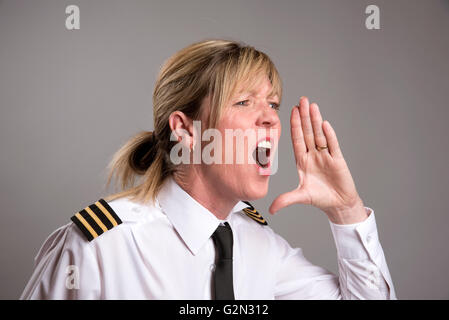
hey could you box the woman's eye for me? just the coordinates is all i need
[269,102,280,110]
[234,100,279,110]
[235,100,249,106]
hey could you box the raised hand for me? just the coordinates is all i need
[269,97,368,224]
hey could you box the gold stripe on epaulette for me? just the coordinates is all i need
[85,207,108,233]
[74,212,98,239]
[95,200,119,226]
[242,204,268,225]
[71,198,122,242]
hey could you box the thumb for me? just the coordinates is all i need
[269,188,310,214]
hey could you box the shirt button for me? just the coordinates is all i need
[366,234,373,243]
[132,207,141,215]
[210,264,216,272]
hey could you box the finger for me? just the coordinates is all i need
[269,189,310,214]
[310,102,328,151]
[290,105,307,160]
[299,97,315,152]
[322,120,343,158]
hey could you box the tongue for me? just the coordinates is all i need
[256,147,269,167]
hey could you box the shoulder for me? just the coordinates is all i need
[234,200,271,235]
[234,201,295,251]
[31,197,163,264]
[240,200,268,226]
[69,196,162,243]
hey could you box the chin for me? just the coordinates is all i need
[240,178,270,201]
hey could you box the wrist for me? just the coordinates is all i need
[325,197,369,225]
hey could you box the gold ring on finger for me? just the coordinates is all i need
[316,145,328,151]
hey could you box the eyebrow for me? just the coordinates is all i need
[235,90,279,100]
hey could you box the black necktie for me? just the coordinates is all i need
[211,222,235,300]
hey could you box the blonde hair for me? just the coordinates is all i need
[103,39,282,204]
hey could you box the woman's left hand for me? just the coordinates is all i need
[269,96,368,224]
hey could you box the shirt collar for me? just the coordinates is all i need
[156,176,248,255]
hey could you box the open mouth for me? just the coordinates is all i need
[253,139,271,168]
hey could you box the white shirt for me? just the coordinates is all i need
[20,176,396,299]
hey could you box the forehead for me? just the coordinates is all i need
[233,76,277,98]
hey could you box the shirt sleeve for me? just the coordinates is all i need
[20,223,102,300]
[273,207,396,300]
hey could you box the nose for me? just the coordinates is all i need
[256,103,280,128]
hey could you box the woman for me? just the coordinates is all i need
[21,39,396,299]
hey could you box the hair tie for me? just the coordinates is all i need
[131,131,158,173]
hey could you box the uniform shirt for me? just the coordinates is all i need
[20,176,396,299]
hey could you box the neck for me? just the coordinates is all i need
[173,169,237,220]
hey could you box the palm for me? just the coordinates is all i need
[293,148,357,211]
[269,97,361,216]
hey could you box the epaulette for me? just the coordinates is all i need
[71,198,123,242]
[242,201,268,225]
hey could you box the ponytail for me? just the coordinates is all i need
[103,131,171,204]
[129,131,158,174]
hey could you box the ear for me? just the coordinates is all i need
[168,111,195,149]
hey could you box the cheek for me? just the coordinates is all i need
[219,111,249,130]
[277,122,282,141]
[217,114,250,158]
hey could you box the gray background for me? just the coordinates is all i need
[1,0,448,299]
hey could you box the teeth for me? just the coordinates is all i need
[255,140,271,168]
[257,140,272,149]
